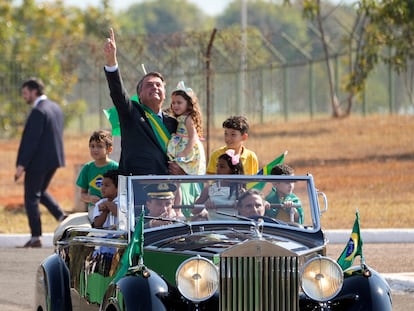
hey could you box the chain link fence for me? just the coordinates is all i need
[2,27,413,138]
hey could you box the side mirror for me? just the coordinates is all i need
[318,191,328,215]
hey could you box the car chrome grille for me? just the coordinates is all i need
[219,255,299,311]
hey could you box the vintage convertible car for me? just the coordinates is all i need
[35,174,392,310]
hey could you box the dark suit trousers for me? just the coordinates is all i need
[24,168,64,237]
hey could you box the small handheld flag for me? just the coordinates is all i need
[247,150,288,190]
[337,211,364,270]
[257,150,288,175]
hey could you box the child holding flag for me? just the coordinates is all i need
[265,163,304,224]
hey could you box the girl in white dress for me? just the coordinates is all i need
[167,81,205,175]
[194,150,245,220]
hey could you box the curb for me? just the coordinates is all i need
[325,228,414,244]
[383,273,414,293]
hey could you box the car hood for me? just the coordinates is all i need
[145,227,314,257]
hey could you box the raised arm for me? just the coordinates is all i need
[104,28,118,67]
[103,28,133,112]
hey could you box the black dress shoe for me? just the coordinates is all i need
[22,239,42,248]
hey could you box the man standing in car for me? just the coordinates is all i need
[103,28,181,176]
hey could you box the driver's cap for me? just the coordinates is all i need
[144,183,177,200]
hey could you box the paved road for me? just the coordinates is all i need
[0,244,413,310]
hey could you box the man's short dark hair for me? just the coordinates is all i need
[21,77,44,96]
[136,71,165,97]
[237,189,263,208]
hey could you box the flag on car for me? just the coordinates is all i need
[112,210,145,283]
[337,211,364,270]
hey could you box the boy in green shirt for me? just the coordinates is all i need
[265,164,304,224]
[76,130,118,221]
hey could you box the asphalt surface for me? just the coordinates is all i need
[0,243,413,310]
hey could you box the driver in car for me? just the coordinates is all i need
[236,189,268,219]
[144,183,185,228]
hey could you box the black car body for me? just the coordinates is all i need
[35,174,392,310]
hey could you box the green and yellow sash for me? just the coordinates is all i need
[131,95,171,152]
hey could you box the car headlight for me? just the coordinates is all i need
[301,257,343,302]
[176,256,219,302]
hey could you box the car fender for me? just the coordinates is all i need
[35,253,72,311]
[101,269,185,311]
[335,265,392,311]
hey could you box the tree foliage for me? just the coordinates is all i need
[2,0,411,135]
[1,0,117,137]
[302,0,414,116]
[117,0,212,35]
[216,0,309,61]
[360,0,414,73]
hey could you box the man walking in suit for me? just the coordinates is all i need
[15,77,66,248]
[103,28,184,177]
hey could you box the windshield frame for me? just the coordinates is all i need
[117,174,323,237]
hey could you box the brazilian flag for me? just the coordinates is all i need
[103,95,140,137]
[258,150,288,175]
[103,107,120,136]
[112,210,145,283]
[337,211,364,270]
[248,150,287,191]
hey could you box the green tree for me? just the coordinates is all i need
[1,0,102,137]
[350,0,414,109]
[117,0,211,35]
[217,0,309,61]
[303,0,414,116]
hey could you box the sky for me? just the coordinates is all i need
[45,0,233,16]
[118,0,232,15]
[16,1,348,15]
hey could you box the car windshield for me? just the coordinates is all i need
[116,174,323,233]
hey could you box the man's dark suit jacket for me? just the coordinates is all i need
[16,99,65,173]
[105,69,177,176]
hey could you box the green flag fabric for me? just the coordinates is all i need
[103,107,121,136]
[112,211,145,283]
[337,211,364,270]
